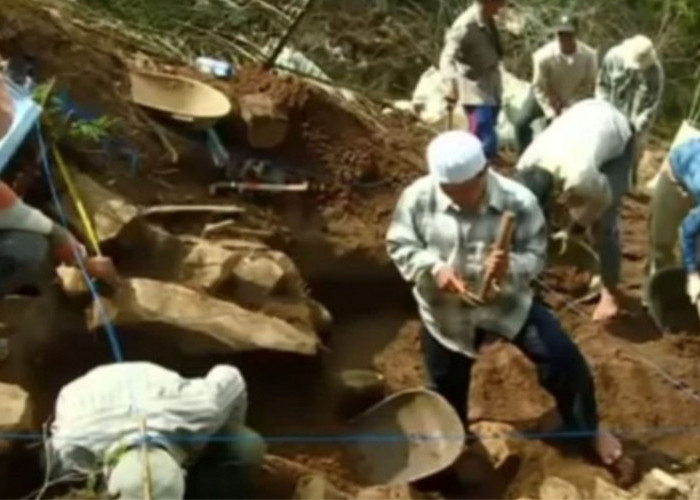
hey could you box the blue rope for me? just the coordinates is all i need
[35,124,125,362]
[6,423,700,445]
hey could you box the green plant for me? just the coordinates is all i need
[33,83,119,146]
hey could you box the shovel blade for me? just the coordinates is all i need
[646,267,700,333]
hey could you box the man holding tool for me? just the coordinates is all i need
[48,361,266,499]
[440,0,505,159]
[513,14,598,153]
[515,98,634,322]
[386,130,624,470]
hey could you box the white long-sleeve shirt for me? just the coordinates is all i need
[386,171,546,357]
[515,98,632,226]
[50,362,247,476]
[532,40,598,118]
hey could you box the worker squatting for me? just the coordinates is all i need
[0,0,698,497]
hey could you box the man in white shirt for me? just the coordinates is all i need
[387,130,623,470]
[515,98,635,321]
[48,362,266,499]
[514,14,598,153]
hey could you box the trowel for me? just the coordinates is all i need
[645,267,700,333]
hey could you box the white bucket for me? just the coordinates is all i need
[645,120,700,191]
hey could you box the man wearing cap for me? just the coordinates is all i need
[646,138,700,306]
[596,35,664,172]
[440,0,505,159]
[387,129,623,469]
[513,14,598,153]
[515,98,634,322]
[48,362,266,499]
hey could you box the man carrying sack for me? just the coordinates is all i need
[386,130,624,471]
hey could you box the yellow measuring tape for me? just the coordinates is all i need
[51,144,102,257]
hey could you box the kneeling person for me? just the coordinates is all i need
[49,362,266,499]
[386,130,622,468]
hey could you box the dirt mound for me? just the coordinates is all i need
[229,65,428,206]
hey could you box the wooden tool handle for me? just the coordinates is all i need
[478,211,517,300]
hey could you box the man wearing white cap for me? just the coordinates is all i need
[386,130,624,470]
[515,98,634,322]
[48,362,266,499]
[596,35,664,172]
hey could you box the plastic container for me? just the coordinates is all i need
[195,57,233,79]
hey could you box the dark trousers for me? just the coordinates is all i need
[513,90,547,154]
[421,301,598,439]
[187,426,266,499]
[0,230,52,296]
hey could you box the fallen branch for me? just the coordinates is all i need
[141,204,245,217]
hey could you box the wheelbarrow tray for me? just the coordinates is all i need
[350,388,465,485]
[128,70,231,126]
[646,267,700,333]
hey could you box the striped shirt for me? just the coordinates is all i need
[50,362,247,475]
[596,43,664,134]
[0,181,81,264]
[386,171,546,357]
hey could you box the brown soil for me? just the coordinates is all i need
[2,2,700,499]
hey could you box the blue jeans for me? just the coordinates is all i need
[0,230,52,295]
[187,426,266,499]
[464,105,500,160]
[595,135,636,288]
[421,301,598,441]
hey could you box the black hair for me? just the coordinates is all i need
[513,166,556,219]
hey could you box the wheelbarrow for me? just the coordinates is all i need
[645,267,700,333]
[128,70,231,128]
[350,388,465,485]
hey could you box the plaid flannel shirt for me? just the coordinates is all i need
[596,45,664,135]
[386,171,547,357]
[50,362,247,476]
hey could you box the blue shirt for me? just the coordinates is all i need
[671,138,700,272]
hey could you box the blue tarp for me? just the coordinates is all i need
[0,79,42,174]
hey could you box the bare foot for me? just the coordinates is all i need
[592,289,620,322]
[596,430,622,465]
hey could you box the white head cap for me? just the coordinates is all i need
[427,131,487,185]
[108,447,185,500]
[621,35,657,70]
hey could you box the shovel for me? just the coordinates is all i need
[350,388,465,485]
[645,267,700,333]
